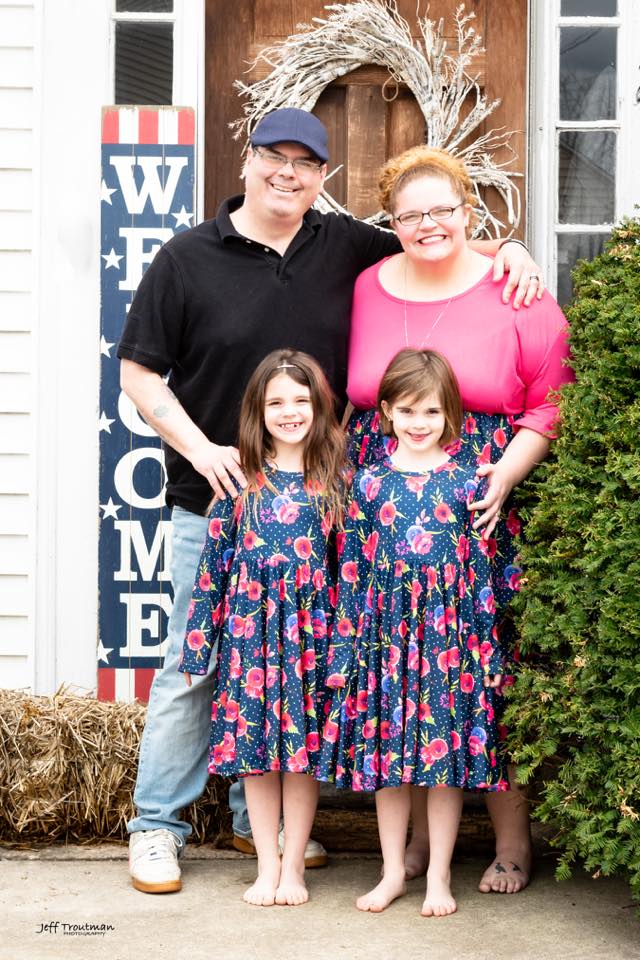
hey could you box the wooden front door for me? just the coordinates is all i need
[205,0,527,234]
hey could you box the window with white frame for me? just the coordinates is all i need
[113,1,175,105]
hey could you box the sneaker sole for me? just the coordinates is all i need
[303,854,328,869]
[232,835,328,868]
[131,876,182,894]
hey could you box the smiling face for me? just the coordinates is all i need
[244,141,326,224]
[263,372,314,462]
[381,391,447,468]
[392,174,471,267]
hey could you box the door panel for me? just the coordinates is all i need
[205,0,526,234]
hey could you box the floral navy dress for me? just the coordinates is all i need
[317,457,509,793]
[179,468,335,778]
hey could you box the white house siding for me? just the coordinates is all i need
[0,0,37,689]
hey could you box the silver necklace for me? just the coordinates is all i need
[403,257,452,349]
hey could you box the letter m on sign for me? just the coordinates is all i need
[98,106,195,704]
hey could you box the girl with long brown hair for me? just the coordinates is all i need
[179,349,346,908]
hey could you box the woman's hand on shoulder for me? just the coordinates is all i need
[493,241,545,310]
[467,462,514,539]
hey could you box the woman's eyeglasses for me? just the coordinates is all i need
[393,202,465,227]
[253,146,324,174]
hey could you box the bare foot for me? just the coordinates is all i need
[421,870,457,917]
[275,864,308,906]
[404,839,429,880]
[243,862,281,906]
[478,852,531,894]
[356,870,407,913]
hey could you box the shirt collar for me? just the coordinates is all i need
[216,195,323,243]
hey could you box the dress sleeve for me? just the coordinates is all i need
[513,293,574,438]
[326,487,374,688]
[179,497,237,675]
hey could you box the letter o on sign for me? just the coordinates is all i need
[114,448,167,509]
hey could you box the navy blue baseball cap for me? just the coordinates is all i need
[250,108,329,163]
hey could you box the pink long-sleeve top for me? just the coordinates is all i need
[347,260,573,437]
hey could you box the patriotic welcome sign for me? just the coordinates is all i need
[98,107,195,703]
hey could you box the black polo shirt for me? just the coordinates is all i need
[117,195,400,514]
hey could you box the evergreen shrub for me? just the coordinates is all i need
[505,217,640,902]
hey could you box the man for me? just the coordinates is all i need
[119,108,539,894]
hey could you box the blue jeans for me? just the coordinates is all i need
[128,505,251,842]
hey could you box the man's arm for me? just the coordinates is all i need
[120,359,245,499]
[470,238,545,309]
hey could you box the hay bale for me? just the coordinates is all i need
[0,688,229,845]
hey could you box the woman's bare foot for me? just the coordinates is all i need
[243,862,281,906]
[356,870,407,913]
[404,838,429,880]
[478,853,531,894]
[421,870,457,917]
[275,863,308,906]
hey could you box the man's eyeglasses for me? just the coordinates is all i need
[393,202,466,227]
[253,146,324,174]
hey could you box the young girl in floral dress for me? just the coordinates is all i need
[179,349,346,908]
[319,348,507,918]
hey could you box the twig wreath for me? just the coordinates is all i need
[231,1,520,237]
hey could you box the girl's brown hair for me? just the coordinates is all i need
[238,349,347,523]
[378,145,477,234]
[377,349,463,448]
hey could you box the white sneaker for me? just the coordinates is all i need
[278,828,328,869]
[129,829,182,893]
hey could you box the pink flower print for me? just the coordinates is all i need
[429,738,449,760]
[335,531,346,557]
[451,730,461,750]
[210,702,218,722]
[410,580,422,609]
[312,568,325,590]
[426,566,437,589]
[406,474,429,494]
[476,442,492,465]
[312,609,327,638]
[365,477,381,501]
[208,517,223,539]
[363,719,377,739]
[280,712,295,732]
[228,615,245,638]
[504,564,522,591]
[367,670,377,693]
[467,633,480,654]
[243,530,257,550]
[236,715,247,737]
[199,572,212,592]
[420,656,430,678]
[379,501,397,526]
[348,498,361,521]
[187,600,195,620]
[443,563,456,586]
[460,672,475,693]
[295,563,311,588]
[244,617,256,639]
[245,667,264,697]
[294,536,313,560]
[420,744,433,767]
[448,646,460,668]
[380,720,391,740]
[229,647,242,678]
[493,426,507,448]
[434,502,453,524]
[387,644,401,671]
[186,629,206,651]
[464,415,477,435]
[418,701,432,721]
[337,617,354,637]
[279,578,287,601]
[479,640,495,666]
[458,576,467,598]
[294,746,309,767]
[265,598,276,621]
[341,561,358,583]
[398,619,409,639]
[411,530,433,555]
[469,735,484,756]
[380,751,393,779]
[277,501,299,524]
[265,665,278,688]
[301,649,316,672]
[305,732,320,753]
[323,719,339,743]
[394,559,405,577]
[356,689,368,712]
[479,586,496,614]
[225,699,239,722]
[405,698,416,720]
[407,645,419,671]
[478,537,498,559]
[247,580,262,601]
[325,671,345,689]
[456,534,470,563]
[272,698,281,719]
[304,693,315,714]
[267,552,288,566]
[362,531,379,562]
[506,508,522,536]
[444,437,462,455]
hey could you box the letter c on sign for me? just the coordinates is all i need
[114,448,167,509]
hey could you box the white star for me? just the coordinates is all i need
[100,335,115,358]
[98,411,116,433]
[96,640,113,664]
[100,497,122,519]
[102,248,123,270]
[100,179,117,205]
[172,205,193,228]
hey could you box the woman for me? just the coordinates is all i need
[346,146,573,895]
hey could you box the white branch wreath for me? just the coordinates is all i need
[232,1,521,237]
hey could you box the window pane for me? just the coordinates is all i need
[560,27,616,120]
[557,233,609,306]
[116,1,173,11]
[558,131,615,224]
[561,0,616,14]
[115,22,173,105]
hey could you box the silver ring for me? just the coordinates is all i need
[529,274,539,282]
